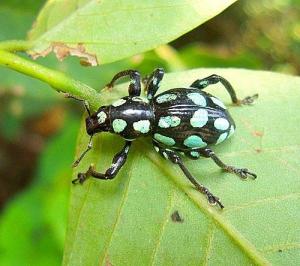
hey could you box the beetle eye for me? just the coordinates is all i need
[86,117,95,135]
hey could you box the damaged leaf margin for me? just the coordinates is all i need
[27,0,238,65]
[29,42,98,66]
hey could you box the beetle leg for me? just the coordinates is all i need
[153,143,224,208]
[190,74,258,105]
[105,69,141,96]
[72,141,132,184]
[145,68,165,100]
[199,148,257,179]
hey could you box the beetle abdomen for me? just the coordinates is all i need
[152,88,235,150]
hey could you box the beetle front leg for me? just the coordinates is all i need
[153,143,224,208]
[72,141,132,184]
[190,74,258,105]
[145,68,165,100]
[199,148,257,179]
[106,69,141,96]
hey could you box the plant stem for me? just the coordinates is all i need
[0,40,33,52]
[0,49,101,110]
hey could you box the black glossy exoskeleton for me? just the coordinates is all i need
[72,68,258,208]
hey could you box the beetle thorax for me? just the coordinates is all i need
[86,96,155,138]
[108,96,154,140]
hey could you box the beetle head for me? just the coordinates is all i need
[86,106,110,136]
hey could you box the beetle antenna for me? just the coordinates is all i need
[72,135,93,167]
[65,93,91,116]
[84,101,91,116]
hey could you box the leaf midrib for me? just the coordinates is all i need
[145,149,271,266]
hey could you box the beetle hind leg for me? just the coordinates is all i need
[199,148,257,179]
[190,74,258,105]
[153,143,224,208]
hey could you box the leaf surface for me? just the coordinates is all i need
[65,69,300,266]
[28,0,237,65]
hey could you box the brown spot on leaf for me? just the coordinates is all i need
[171,210,184,223]
[30,42,98,66]
[105,255,113,266]
[252,130,264,137]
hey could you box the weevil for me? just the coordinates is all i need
[71,68,258,208]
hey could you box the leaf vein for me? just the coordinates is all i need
[262,242,300,253]
[68,182,92,263]
[224,193,300,213]
[203,222,215,266]
[149,189,175,265]
[98,165,134,266]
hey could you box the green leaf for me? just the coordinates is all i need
[0,0,44,41]
[64,69,300,265]
[28,0,237,65]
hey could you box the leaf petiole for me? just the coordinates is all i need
[0,49,101,111]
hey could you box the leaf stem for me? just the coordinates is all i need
[0,40,33,52]
[0,49,101,110]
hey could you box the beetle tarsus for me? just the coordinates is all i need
[239,93,259,105]
[72,173,87,184]
[206,193,224,209]
[226,166,257,179]
[200,148,257,180]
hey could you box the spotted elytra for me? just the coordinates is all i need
[71,68,258,208]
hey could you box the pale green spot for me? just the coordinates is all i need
[211,97,227,109]
[158,116,181,128]
[154,133,175,146]
[228,125,235,138]
[156,93,177,103]
[131,96,149,103]
[132,96,142,102]
[162,152,168,159]
[190,151,200,158]
[199,80,209,86]
[190,109,208,128]
[214,118,230,130]
[187,93,206,106]
[112,119,127,133]
[216,132,228,145]
[112,98,126,107]
[184,135,207,148]
[133,120,150,134]
[97,111,107,124]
